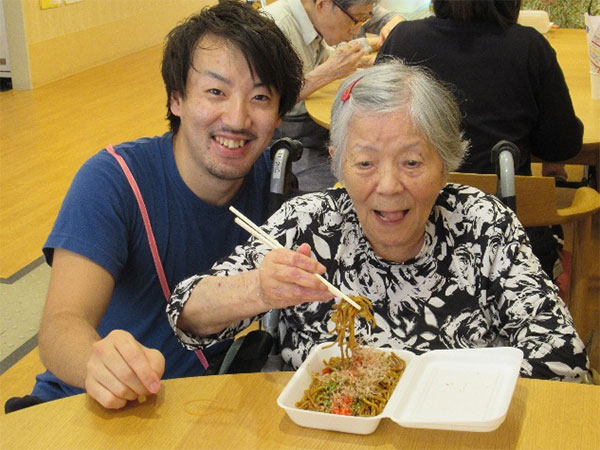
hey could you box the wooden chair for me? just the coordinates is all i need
[448,172,600,343]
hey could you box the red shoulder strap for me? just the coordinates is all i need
[106,144,171,301]
[106,144,209,369]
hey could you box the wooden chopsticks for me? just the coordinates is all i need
[229,206,360,310]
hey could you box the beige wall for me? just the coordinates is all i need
[5,0,214,89]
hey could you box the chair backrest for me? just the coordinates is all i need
[447,172,591,227]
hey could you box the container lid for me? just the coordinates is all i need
[386,347,523,432]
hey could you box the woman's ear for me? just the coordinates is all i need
[328,145,336,158]
[440,167,450,189]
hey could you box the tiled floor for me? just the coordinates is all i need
[0,262,49,374]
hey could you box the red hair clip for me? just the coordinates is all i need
[341,77,361,103]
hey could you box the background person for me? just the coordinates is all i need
[376,0,584,281]
[8,2,303,412]
[264,0,377,191]
[167,61,590,382]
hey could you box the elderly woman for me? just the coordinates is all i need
[167,60,589,381]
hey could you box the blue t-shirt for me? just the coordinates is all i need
[32,132,272,401]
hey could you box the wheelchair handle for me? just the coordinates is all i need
[269,138,303,194]
[264,138,303,356]
[491,140,520,213]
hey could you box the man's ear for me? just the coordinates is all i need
[170,91,182,117]
[315,0,327,10]
[328,145,336,158]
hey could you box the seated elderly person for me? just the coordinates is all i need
[167,60,589,381]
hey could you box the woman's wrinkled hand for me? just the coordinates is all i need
[257,243,334,309]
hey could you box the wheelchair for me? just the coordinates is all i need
[215,137,305,375]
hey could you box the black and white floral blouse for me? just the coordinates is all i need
[168,185,589,381]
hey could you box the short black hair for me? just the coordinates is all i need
[161,1,303,134]
[433,0,522,29]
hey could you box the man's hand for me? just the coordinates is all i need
[258,243,334,309]
[85,330,165,409]
[300,41,367,101]
[324,41,367,80]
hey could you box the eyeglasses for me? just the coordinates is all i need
[330,0,373,26]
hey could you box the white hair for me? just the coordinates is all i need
[329,59,469,182]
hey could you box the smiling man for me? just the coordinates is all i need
[8,2,302,412]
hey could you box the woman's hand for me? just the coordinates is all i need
[258,243,334,309]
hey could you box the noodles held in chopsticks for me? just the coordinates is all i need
[295,296,406,417]
[326,295,375,359]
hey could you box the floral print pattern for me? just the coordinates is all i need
[167,185,589,381]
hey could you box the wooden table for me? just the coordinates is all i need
[542,28,600,183]
[1,372,599,449]
[305,29,600,180]
[545,29,600,151]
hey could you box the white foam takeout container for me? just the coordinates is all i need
[277,343,523,435]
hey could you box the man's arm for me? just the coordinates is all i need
[38,248,164,409]
[297,42,366,102]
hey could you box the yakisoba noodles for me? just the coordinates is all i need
[296,296,406,417]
